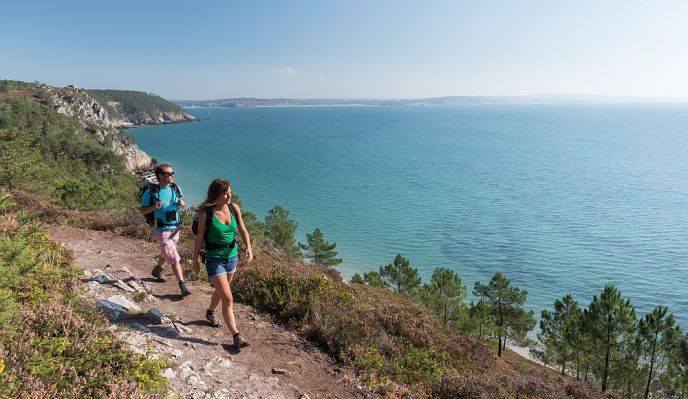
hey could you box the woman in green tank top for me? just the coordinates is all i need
[192,179,254,348]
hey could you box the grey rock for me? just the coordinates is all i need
[82,273,112,284]
[174,322,193,334]
[216,357,232,368]
[127,280,146,292]
[128,323,151,333]
[129,345,147,355]
[163,368,177,379]
[113,279,136,292]
[118,331,147,348]
[96,295,141,321]
[153,325,180,339]
[147,308,168,324]
[169,348,184,358]
[106,295,141,311]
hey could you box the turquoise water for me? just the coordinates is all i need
[129,104,688,328]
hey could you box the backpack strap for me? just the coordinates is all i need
[148,184,161,206]
[228,202,238,220]
[202,206,214,246]
[151,184,183,228]
[170,183,181,200]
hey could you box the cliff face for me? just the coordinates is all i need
[85,89,197,128]
[44,85,154,173]
[107,107,196,128]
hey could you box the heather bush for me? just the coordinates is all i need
[432,371,508,399]
[232,246,611,398]
[1,300,167,398]
[232,250,496,393]
[0,192,168,398]
[347,344,386,383]
[391,346,444,384]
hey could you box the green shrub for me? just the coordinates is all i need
[392,346,444,385]
[0,95,138,211]
[0,192,168,398]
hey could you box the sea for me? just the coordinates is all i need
[128,104,688,329]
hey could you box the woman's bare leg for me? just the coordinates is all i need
[211,273,238,335]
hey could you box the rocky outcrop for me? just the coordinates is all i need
[44,85,153,173]
[107,107,196,127]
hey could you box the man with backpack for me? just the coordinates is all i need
[139,163,191,296]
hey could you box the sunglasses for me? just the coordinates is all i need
[160,171,175,176]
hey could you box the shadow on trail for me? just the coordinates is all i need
[152,293,185,302]
[184,319,219,328]
[221,343,240,355]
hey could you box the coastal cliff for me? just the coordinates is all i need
[86,89,197,127]
[1,82,198,173]
[45,84,154,172]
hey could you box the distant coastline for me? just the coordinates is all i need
[173,94,688,109]
[184,103,380,109]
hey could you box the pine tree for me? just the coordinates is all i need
[299,228,342,267]
[587,284,637,392]
[350,273,364,284]
[468,299,494,339]
[350,271,386,288]
[264,205,299,257]
[473,272,532,357]
[639,305,679,399]
[379,254,421,295]
[419,267,467,327]
[537,294,582,375]
[504,307,536,349]
[662,332,688,397]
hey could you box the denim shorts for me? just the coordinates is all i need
[205,256,238,278]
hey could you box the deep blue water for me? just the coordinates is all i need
[129,104,688,328]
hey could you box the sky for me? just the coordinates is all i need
[2,0,687,100]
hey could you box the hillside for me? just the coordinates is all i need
[86,89,196,126]
[0,80,153,173]
[4,191,608,398]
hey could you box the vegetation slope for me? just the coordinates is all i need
[86,89,193,124]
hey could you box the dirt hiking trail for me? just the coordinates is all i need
[49,226,375,399]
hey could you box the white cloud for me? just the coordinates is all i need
[317,75,326,81]
[277,67,296,77]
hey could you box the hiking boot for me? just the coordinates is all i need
[205,309,220,327]
[151,265,167,282]
[233,333,250,348]
[179,281,191,297]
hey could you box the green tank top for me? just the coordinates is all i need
[206,210,238,259]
